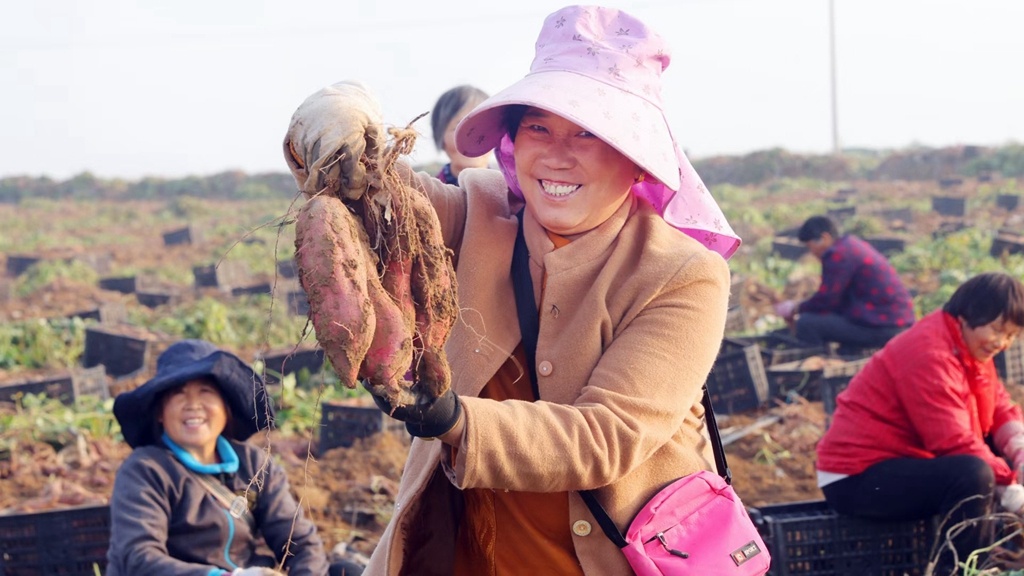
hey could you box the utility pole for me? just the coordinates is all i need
[829,0,840,154]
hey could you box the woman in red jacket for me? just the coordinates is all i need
[816,272,1024,574]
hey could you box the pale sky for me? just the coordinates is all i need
[2,0,1022,180]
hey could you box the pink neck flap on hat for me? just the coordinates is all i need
[481,5,741,259]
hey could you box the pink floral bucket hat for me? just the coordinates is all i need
[455,5,740,259]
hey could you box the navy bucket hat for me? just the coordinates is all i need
[113,339,275,448]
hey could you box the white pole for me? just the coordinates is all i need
[829,0,840,154]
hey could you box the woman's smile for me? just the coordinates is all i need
[540,180,582,199]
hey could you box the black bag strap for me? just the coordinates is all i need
[577,388,731,548]
[511,209,541,400]
[509,209,732,547]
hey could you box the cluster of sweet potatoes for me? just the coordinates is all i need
[291,127,457,406]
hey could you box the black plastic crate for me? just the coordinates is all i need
[820,370,866,430]
[996,339,1024,387]
[766,357,870,402]
[192,261,250,291]
[727,333,827,367]
[135,291,179,309]
[932,195,966,217]
[231,282,273,297]
[771,237,806,261]
[706,340,769,414]
[276,259,298,279]
[0,504,111,575]
[261,347,325,384]
[991,231,1024,258]
[83,325,162,378]
[319,402,406,453]
[287,290,310,316]
[98,275,138,294]
[865,236,906,256]
[0,366,108,406]
[749,500,936,576]
[826,205,856,222]
[997,194,1020,212]
[4,255,41,278]
[162,225,202,246]
[68,302,127,324]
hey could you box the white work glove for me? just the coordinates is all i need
[993,421,1024,480]
[998,483,1024,514]
[232,568,285,576]
[283,80,385,200]
[773,299,798,320]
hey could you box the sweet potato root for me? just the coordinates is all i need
[293,195,375,388]
[359,263,415,405]
[407,191,458,399]
[292,120,458,406]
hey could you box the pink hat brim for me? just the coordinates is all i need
[455,70,680,191]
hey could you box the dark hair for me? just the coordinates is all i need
[797,215,839,243]
[501,105,529,143]
[943,272,1024,328]
[430,85,489,151]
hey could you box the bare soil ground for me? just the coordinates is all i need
[0,397,829,556]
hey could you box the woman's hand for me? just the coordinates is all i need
[283,80,384,200]
[773,299,798,321]
[365,384,463,440]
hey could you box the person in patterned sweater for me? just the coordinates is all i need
[775,215,915,353]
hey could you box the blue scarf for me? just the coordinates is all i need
[161,433,239,474]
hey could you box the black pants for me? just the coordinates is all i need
[821,455,995,575]
[795,312,904,350]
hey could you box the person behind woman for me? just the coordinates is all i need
[816,272,1024,574]
[430,84,491,185]
[283,5,742,575]
[107,339,332,576]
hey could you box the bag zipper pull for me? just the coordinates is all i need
[647,532,689,559]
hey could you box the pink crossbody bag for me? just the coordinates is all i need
[578,388,770,574]
[511,210,770,575]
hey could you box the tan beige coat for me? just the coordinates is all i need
[365,168,730,575]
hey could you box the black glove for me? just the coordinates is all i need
[366,385,462,438]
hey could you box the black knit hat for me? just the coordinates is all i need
[113,339,274,448]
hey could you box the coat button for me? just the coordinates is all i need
[538,360,553,376]
[572,520,592,536]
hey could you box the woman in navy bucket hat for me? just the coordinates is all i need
[107,339,331,576]
[113,339,274,449]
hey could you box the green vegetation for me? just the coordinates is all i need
[0,318,86,371]
[0,393,118,453]
[267,370,369,438]
[135,295,310,350]
[13,259,99,298]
